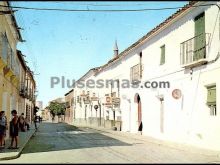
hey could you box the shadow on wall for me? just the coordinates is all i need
[22,122,131,154]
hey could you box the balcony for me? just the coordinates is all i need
[19,88,26,97]
[130,64,143,84]
[28,88,34,101]
[19,84,28,98]
[180,33,210,69]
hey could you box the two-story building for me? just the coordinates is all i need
[72,67,103,127]
[65,1,220,150]
[103,1,220,150]
[0,1,36,130]
[0,1,23,122]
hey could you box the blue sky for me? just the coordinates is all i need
[12,1,188,107]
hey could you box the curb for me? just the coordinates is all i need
[0,127,38,161]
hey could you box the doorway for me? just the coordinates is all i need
[134,93,142,131]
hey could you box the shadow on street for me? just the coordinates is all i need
[22,122,132,154]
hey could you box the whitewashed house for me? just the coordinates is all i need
[73,67,103,126]
[117,1,220,150]
[69,1,220,150]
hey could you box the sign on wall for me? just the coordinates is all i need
[112,97,120,104]
[172,89,182,100]
[91,97,98,101]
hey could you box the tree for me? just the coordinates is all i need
[48,102,66,117]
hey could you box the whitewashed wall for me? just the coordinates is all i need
[72,1,220,150]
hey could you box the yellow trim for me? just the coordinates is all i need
[11,75,19,88]
[0,58,7,70]
[3,66,15,78]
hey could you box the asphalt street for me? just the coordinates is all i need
[1,122,220,163]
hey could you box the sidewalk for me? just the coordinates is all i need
[75,124,220,158]
[0,124,37,160]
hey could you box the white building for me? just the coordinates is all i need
[73,67,105,127]
[70,1,220,151]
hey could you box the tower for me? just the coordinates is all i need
[113,40,119,58]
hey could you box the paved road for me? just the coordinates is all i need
[1,122,220,163]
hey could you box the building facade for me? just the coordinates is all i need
[64,89,74,124]
[65,1,220,150]
[25,68,36,122]
[0,1,36,133]
[0,1,23,124]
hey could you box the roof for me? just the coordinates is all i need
[6,1,23,41]
[65,89,74,96]
[77,66,101,82]
[17,50,27,70]
[17,50,36,87]
[95,1,199,75]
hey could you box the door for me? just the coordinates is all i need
[137,95,142,127]
[194,12,205,61]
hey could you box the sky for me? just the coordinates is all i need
[11,1,188,108]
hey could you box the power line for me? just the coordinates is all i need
[0,4,218,12]
[51,2,178,7]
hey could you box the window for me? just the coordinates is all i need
[1,33,8,63]
[160,45,165,65]
[139,52,143,78]
[210,105,217,116]
[77,96,80,103]
[111,92,116,98]
[130,64,141,83]
[207,85,217,116]
[117,79,120,97]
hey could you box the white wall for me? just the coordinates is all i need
[72,1,220,150]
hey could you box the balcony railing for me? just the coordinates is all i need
[19,83,28,98]
[180,33,210,68]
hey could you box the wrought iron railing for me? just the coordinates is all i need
[180,33,210,65]
[130,63,143,83]
[19,83,27,97]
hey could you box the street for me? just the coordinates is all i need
[0,122,219,163]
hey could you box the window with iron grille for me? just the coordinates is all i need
[130,64,141,83]
[180,12,209,66]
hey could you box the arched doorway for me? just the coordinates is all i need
[134,93,142,131]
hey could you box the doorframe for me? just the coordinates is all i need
[134,93,142,130]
